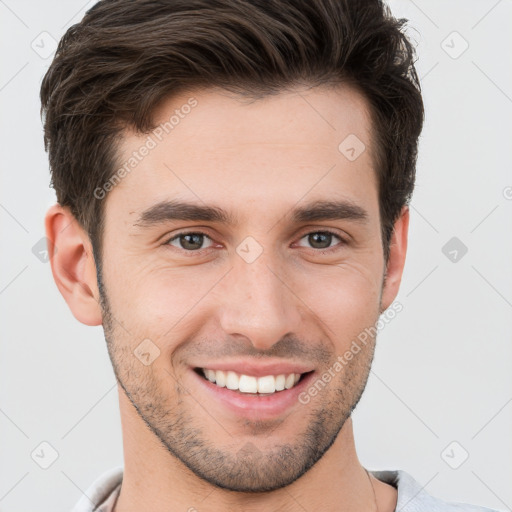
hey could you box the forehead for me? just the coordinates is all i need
[109,84,379,226]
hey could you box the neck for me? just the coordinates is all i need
[114,390,397,512]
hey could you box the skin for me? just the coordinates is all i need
[46,84,408,511]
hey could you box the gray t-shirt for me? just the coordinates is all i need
[71,465,502,512]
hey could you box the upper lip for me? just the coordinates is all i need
[193,360,314,378]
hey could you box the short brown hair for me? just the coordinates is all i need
[40,0,424,265]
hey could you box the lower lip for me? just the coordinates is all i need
[190,369,315,421]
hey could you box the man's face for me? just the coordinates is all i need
[99,85,391,491]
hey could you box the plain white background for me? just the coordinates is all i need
[0,1,511,511]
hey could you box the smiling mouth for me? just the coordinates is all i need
[194,367,313,395]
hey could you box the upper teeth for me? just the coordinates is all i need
[201,368,301,394]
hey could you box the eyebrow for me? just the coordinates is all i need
[134,198,369,228]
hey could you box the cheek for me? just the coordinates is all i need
[104,260,224,334]
[294,262,382,343]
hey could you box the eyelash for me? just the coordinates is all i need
[164,229,347,255]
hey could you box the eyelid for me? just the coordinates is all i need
[164,228,348,255]
[295,229,347,247]
[165,230,216,252]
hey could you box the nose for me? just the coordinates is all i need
[217,252,302,351]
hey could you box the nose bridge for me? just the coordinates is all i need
[218,247,301,349]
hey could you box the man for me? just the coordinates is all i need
[40,0,500,511]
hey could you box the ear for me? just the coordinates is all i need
[45,204,103,326]
[380,205,409,313]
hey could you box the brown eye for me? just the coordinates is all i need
[296,230,346,252]
[167,232,213,251]
[307,232,333,249]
